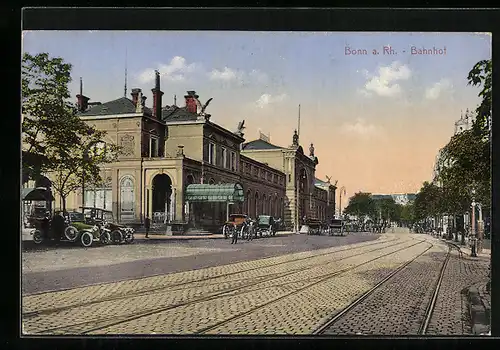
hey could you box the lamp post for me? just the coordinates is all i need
[470,189,477,257]
[339,186,346,219]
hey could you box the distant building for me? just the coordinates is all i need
[372,193,416,206]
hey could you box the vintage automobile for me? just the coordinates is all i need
[222,214,249,239]
[256,215,276,237]
[30,212,93,247]
[80,207,135,244]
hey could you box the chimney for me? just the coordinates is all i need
[184,91,199,114]
[151,70,164,119]
[76,77,90,112]
[131,88,142,106]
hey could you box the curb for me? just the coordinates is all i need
[467,282,491,335]
[135,232,296,242]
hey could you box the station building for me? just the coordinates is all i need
[23,71,336,232]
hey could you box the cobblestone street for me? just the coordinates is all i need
[21,232,490,335]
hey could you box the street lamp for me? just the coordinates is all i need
[470,188,478,257]
[339,186,346,219]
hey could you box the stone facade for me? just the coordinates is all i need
[24,78,336,231]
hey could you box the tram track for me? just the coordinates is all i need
[192,238,428,335]
[27,238,423,334]
[22,237,401,318]
[312,239,455,335]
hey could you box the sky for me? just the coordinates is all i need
[22,31,491,206]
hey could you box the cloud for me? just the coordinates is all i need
[340,118,381,137]
[137,56,199,84]
[208,67,268,85]
[255,93,288,108]
[359,61,411,97]
[425,79,453,100]
[208,67,244,82]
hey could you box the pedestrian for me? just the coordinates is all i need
[231,225,238,244]
[144,216,151,238]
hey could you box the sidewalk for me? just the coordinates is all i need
[434,234,491,259]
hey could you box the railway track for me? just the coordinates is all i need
[23,236,402,318]
[312,240,457,335]
[26,238,424,334]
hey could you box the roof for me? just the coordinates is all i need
[185,183,244,203]
[162,105,199,122]
[78,97,152,116]
[242,139,284,150]
[314,178,329,187]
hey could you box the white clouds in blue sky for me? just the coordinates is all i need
[358,61,412,98]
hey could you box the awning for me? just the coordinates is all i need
[21,187,55,201]
[185,183,244,203]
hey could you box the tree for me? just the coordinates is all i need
[414,181,442,221]
[400,203,415,226]
[50,130,119,212]
[374,197,399,224]
[22,52,120,211]
[467,59,491,133]
[344,192,377,221]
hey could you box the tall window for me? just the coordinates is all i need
[230,152,236,171]
[150,136,159,157]
[209,143,215,165]
[221,147,228,168]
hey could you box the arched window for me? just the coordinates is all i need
[120,175,135,221]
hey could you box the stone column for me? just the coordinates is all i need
[170,188,176,222]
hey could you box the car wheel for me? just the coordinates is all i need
[111,230,123,244]
[64,226,78,242]
[80,231,93,247]
[100,231,111,245]
[33,230,44,244]
[125,233,134,244]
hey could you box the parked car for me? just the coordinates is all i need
[256,215,276,237]
[80,207,135,244]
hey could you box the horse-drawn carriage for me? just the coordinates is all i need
[305,218,325,235]
[328,219,346,236]
[222,214,249,239]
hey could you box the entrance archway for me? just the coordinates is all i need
[152,174,172,223]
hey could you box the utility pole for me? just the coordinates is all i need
[339,186,346,219]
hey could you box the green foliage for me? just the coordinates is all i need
[467,59,491,133]
[22,52,120,211]
[414,181,443,220]
[374,197,400,223]
[344,192,377,220]
[400,203,415,224]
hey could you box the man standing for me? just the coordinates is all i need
[145,216,151,239]
[231,225,238,244]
